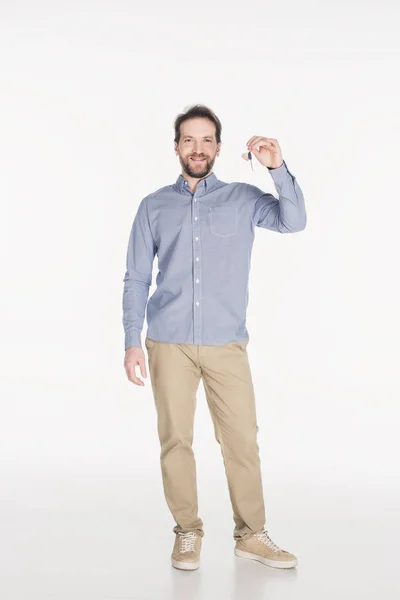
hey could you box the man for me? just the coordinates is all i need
[122,105,306,571]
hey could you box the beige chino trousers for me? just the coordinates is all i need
[145,336,266,541]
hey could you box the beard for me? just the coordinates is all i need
[179,153,216,179]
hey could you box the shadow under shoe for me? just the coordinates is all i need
[235,529,298,569]
[171,531,202,571]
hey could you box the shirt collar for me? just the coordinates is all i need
[175,171,218,197]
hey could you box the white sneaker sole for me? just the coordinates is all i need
[171,558,200,571]
[235,548,298,569]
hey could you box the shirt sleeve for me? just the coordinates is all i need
[252,160,307,233]
[122,197,157,350]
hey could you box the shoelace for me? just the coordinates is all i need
[254,529,283,553]
[178,531,198,553]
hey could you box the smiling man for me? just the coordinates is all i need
[122,104,307,572]
[176,120,218,191]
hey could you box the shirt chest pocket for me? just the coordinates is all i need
[209,205,238,237]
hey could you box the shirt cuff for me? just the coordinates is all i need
[125,329,142,350]
[267,160,292,184]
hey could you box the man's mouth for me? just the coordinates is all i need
[191,157,206,162]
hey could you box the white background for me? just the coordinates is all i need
[1,1,399,598]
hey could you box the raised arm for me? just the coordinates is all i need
[252,160,307,233]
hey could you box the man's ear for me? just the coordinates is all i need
[174,142,179,155]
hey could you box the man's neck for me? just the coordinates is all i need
[183,170,213,194]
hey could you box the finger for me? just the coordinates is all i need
[130,374,144,386]
[251,146,262,155]
[262,138,279,148]
[246,136,263,148]
[126,363,144,386]
[139,359,147,379]
[247,137,271,151]
[253,138,275,150]
[247,136,277,150]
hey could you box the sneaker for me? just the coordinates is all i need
[235,529,298,569]
[171,531,202,571]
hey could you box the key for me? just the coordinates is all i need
[241,150,254,170]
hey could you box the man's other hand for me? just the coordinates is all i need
[124,346,147,386]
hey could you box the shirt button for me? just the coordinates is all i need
[196,279,200,283]
[196,257,199,261]
[195,236,199,241]
[195,216,198,221]
[196,301,200,306]
[194,198,197,202]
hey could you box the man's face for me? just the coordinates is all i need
[174,117,220,179]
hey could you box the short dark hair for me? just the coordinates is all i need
[174,104,222,145]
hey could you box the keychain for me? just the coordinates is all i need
[241,150,254,170]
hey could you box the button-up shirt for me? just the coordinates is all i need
[122,160,306,349]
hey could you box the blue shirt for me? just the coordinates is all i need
[122,160,306,349]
